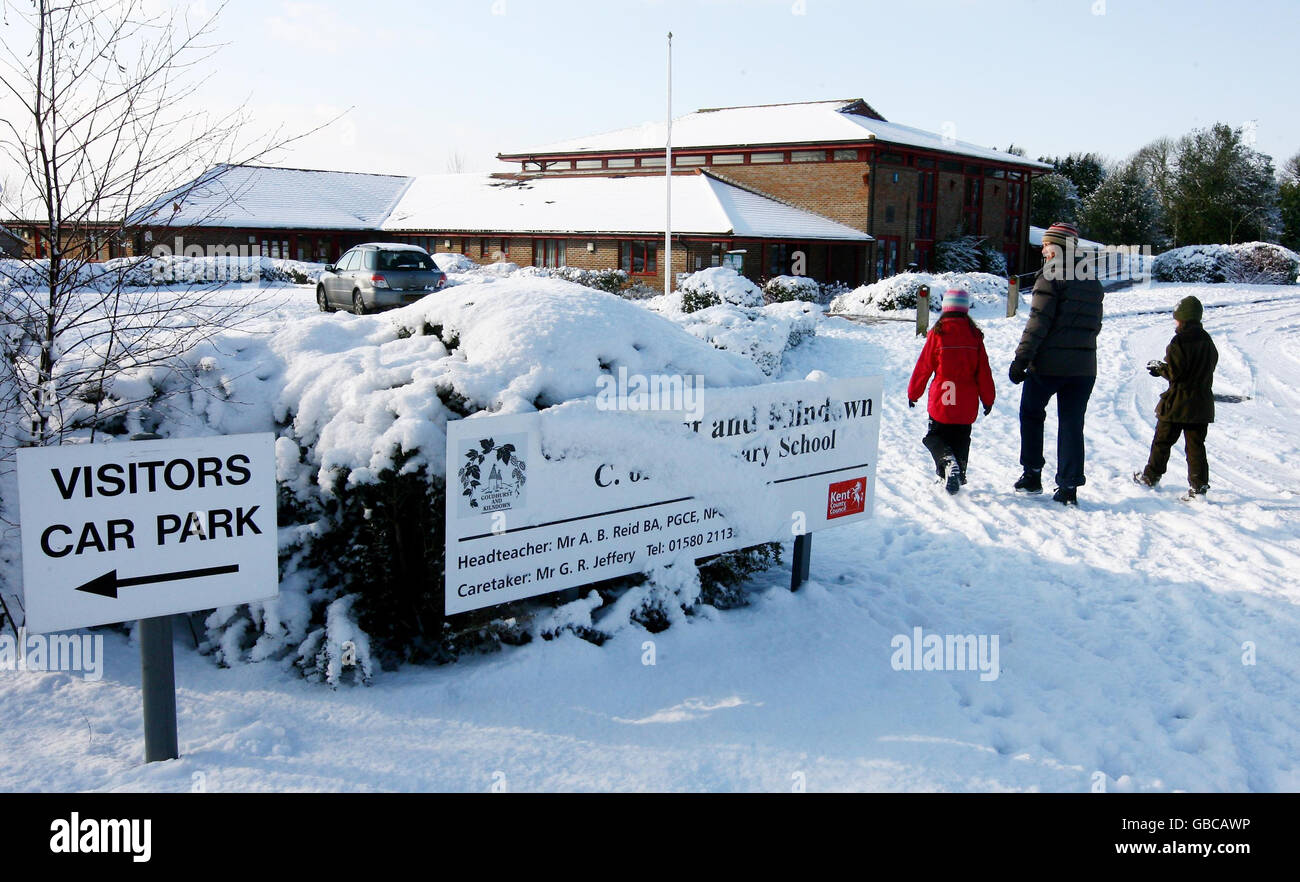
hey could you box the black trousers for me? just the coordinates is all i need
[1142,421,1209,489]
[923,419,972,476]
[1018,372,1096,489]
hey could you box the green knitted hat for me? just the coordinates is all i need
[1173,296,1203,322]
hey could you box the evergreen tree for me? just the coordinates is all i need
[1030,173,1081,228]
[1041,151,1109,202]
[1280,151,1300,252]
[1170,123,1277,245]
[1079,160,1164,246]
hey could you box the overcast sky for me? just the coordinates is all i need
[198,0,1297,176]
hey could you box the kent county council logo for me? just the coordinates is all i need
[458,435,527,517]
[826,477,866,520]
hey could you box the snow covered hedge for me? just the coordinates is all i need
[0,256,325,292]
[828,272,1008,315]
[675,267,765,313]
[763,275,821,303]
[1151,242,1299,285]
[188,277,786,680]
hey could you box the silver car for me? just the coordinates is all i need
[317,243,446,314]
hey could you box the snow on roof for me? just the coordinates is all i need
[131,164,414,230]
[382,171,873,241]
[502,99,1050,170]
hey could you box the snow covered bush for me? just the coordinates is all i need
[934,234,1009,276]
[191,277,781,675]
[432,252,478,273]
[1152,242,1299,284]
[676,267,764,313]
[670,301,819,376]
[829,272,1008,316]
[763,274,821,304]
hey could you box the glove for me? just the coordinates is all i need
[1147,360,1165,377]
[983,404,993,416]
[1009,361,1028,385]
[908,399,916,408]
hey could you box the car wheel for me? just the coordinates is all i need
[317,286,331,312]
[352,292,368,315]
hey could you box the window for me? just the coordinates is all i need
[884,205,896,224]
[534,238,566,268]
[879,152,905,165]
[378,250,434,270]
[915,170,936,258]
[791,150,825,163]
[711,153,744,165]
[641,156,666,168]
[750,151,784,164]
[766,243,799,276]
[875,236,901,279]
[607,157,635,169]
[675,155,706,166]
[964,175,983,234]
[620,240,658,275]
[575,159,603,170]
[833,148,860,161]
[362,250,379,270]
[481,239,507,260]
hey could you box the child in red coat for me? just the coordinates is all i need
[907,289,997,493]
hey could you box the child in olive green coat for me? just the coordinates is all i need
[1134,296,1219,499]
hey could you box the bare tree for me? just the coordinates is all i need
[0,0,320,453]
[445,149,466,174]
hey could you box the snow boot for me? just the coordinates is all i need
[943,454,962,495]
[1181,484,1210,502]
[1052,486,1078,506]
[1014,470,1042,494]
[1133,472,1156,488]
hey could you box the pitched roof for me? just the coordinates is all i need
[501,98,1050,170]
[0,223,23,256]
[381,171,872,241]
[130,164,414,230]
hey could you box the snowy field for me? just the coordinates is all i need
[3,279,1299,792]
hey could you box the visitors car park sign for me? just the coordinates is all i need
[445,376,882,614]
[17,433,278,633]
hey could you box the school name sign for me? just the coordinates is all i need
[445,376,882,614]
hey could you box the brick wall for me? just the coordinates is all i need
[713,162,872,231]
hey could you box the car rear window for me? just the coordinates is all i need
[378,250,434,271]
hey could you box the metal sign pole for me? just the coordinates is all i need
[790,533,812,591]
[139,614,179,762]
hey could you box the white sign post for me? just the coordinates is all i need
[17,432,278,761]
[446,376,882,615]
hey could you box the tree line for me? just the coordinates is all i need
[1020,126,1299,252]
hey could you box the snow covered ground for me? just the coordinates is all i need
[3,279,1299,792]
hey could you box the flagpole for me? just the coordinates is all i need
[665,31,673,297]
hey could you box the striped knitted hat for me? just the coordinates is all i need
[1041,221,1079,250]
[941,289,971,313]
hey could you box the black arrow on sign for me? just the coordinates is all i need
[76,564,241,599]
